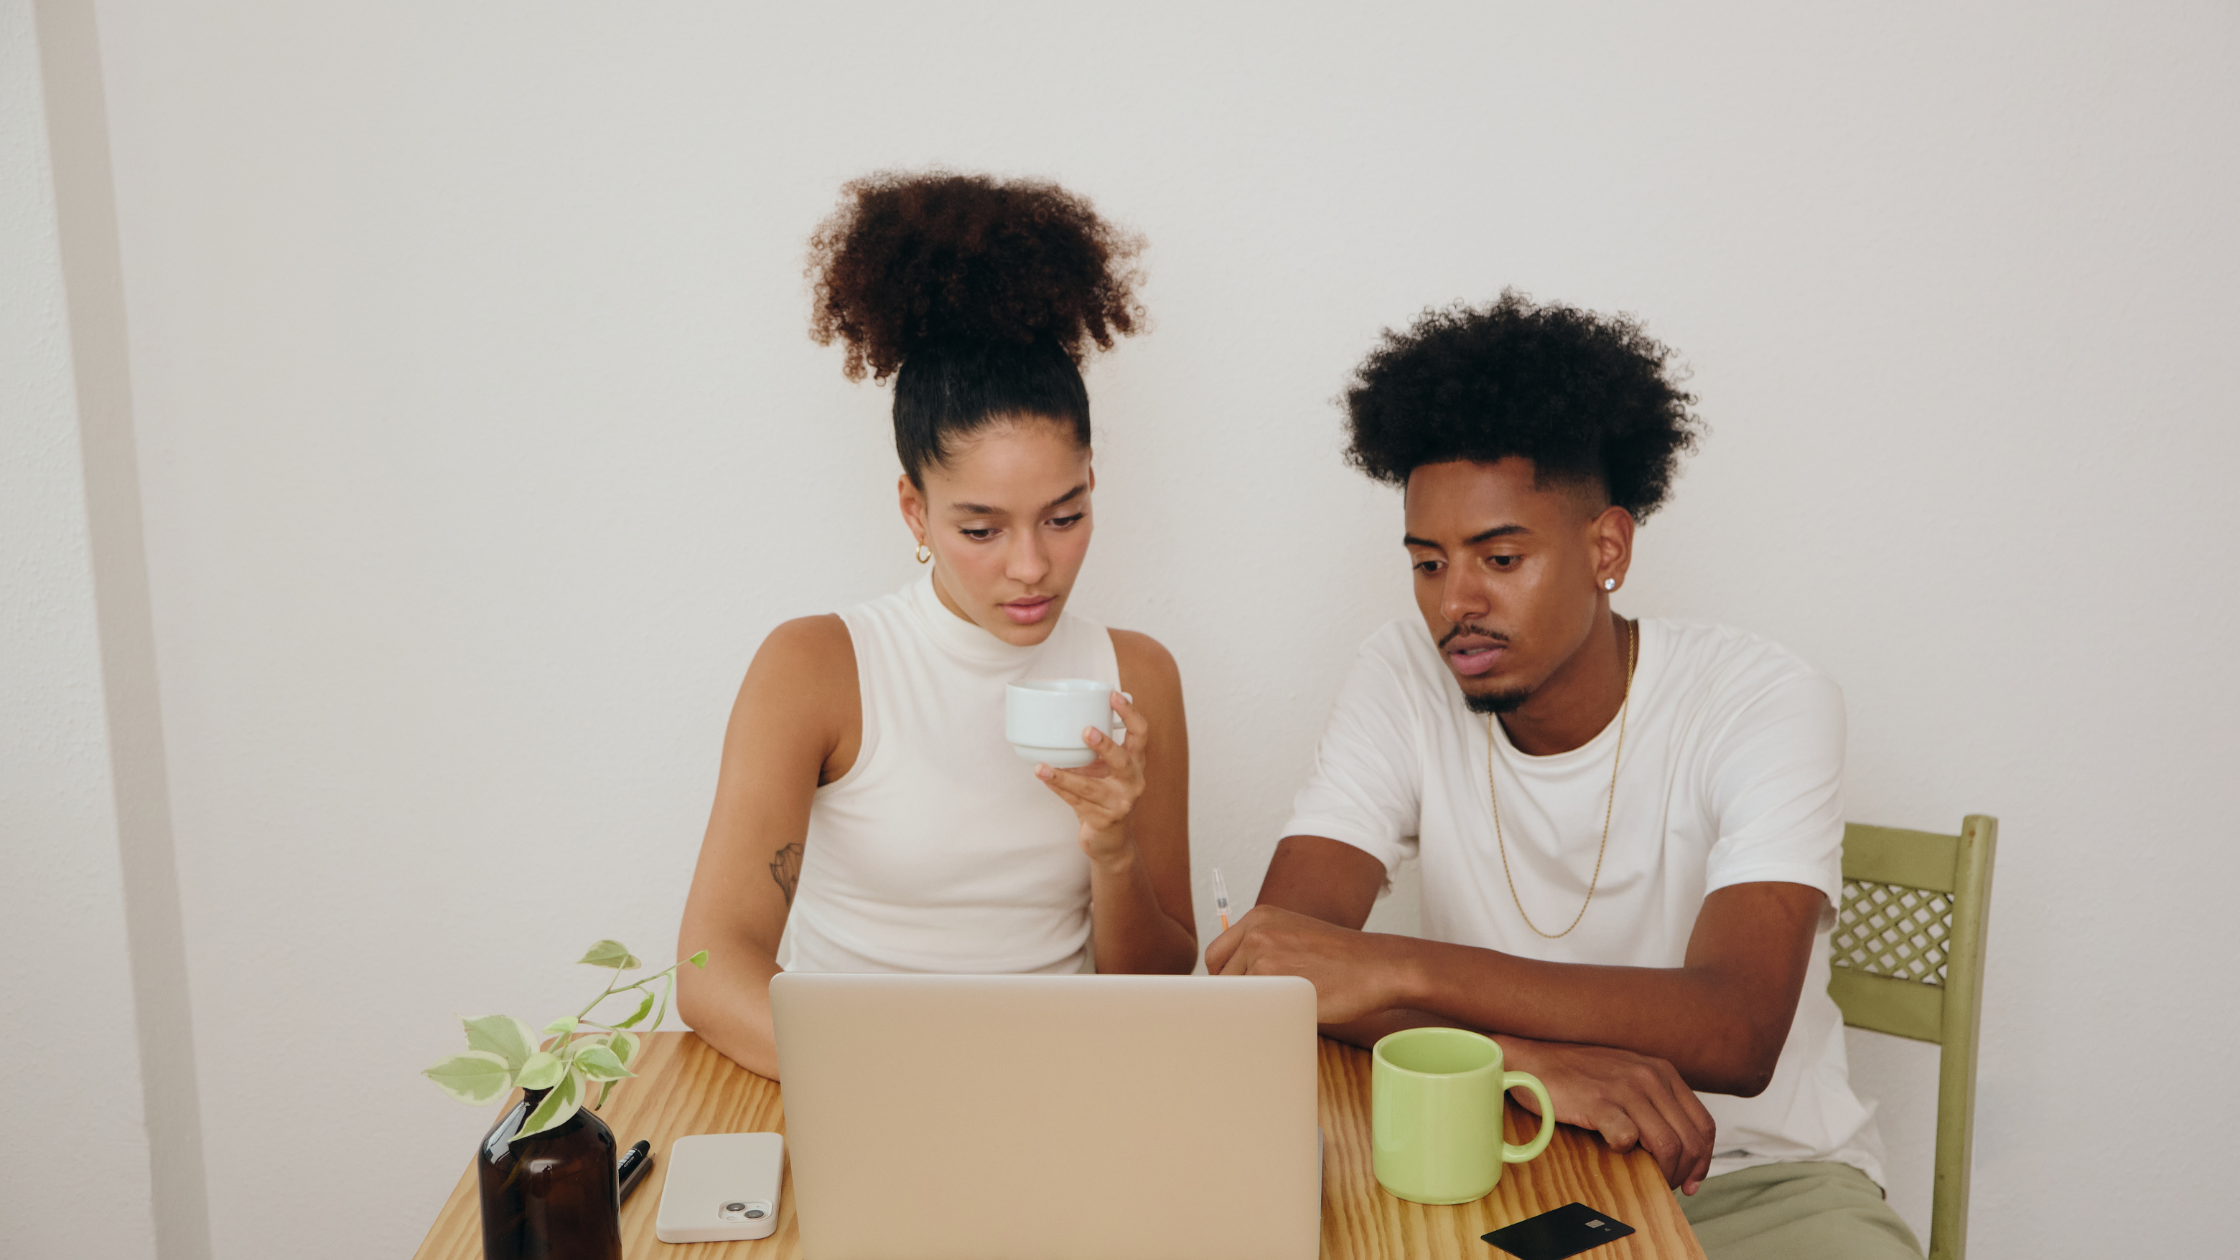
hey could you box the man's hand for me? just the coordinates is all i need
[1204,904,1415,1025]
[1500,1036,1715,1194]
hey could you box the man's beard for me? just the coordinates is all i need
[1463,687,1528,715]
[1441,620,1526,714]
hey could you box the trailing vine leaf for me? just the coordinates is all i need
[517,1050,564,1091]
[577,940,641,971]
[462,1014,540,1072]
[423,1051,513,1106]
[423,945,710,1117]
[575,1044,633,1081]
[517,1067,582,1139]
[613,990,656,1030]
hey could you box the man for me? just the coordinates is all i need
[1206,292,1919,1258]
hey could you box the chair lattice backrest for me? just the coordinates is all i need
[1828,815,1997,1260]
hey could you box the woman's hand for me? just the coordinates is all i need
[1035,690,1148,864]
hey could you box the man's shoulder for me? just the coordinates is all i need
[1644,619,1842,714]
[1359,615,1434,657]
[1316,618,1456,732]
[1354,617,1451,687]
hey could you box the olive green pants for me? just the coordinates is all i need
[1680,1161,1922,1260]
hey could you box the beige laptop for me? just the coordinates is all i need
[769,972,1321,1260]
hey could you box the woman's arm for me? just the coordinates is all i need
[1037,630,1197,974]
[675,615,859,1080]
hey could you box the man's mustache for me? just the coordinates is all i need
[1437,623,1512,649]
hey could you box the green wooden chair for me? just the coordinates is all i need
[1827,815,1998,1260]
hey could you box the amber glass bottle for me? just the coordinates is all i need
[476,1090,623,1260]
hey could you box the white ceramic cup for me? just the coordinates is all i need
[1004,679,1115,768]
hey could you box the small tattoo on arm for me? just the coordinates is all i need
[769,843,804,907]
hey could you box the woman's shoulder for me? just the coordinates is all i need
[760,612,853,659]
[1106,628,1181,692]
[746,614,857,696]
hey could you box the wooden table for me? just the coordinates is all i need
[413,1032,1704,1259]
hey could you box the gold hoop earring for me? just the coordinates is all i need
[915,541,931,565]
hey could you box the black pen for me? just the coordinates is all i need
[618,1140,653,1203]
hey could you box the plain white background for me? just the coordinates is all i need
[3,2,159,1256]
[10,2,2239,1257]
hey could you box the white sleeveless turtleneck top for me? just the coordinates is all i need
[776,573,1121,975]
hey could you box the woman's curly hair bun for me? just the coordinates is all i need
[808,170,1145,382]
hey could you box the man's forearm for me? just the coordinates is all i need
[1316,1006,1461,1051]
[1319,1006,1686,1107]
[1383,937,1785,1095]
[1236,855,1822,1098]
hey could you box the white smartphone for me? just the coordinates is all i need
[654,1132,785,1244]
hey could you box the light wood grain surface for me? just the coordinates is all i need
[412,1031,1704,1260]
[1313,1039,1703,1260]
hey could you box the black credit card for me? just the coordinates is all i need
[1481,1202,1637,1260]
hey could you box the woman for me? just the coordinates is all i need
[677,172,1198,1078]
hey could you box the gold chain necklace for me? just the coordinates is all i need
[1487,618,1637,939]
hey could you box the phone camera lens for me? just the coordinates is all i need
[724,1202,746,1213]
[745,1208,766,1219]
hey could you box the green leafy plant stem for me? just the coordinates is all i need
[428,943,707,1137]
[561,959,688,1044]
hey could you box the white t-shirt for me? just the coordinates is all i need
[1284,616,1884,1185]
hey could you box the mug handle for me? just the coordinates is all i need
[1500,1071,1555,1163]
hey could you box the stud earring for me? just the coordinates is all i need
[1602,578,1617,591]
[915,541,932,564]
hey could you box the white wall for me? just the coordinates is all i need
[2,2,154,1255]
[22,1,2237,1256]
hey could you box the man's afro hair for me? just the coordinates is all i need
[1342,290,1703,520]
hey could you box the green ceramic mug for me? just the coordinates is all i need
[1371,1027,1554,1204]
